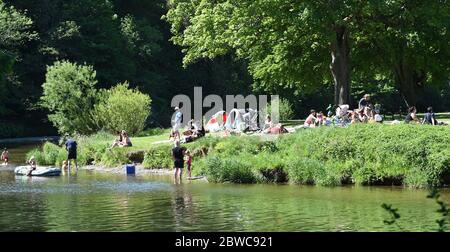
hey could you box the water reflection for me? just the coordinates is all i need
[0,170,449,231]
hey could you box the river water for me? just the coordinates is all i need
[0,144,448,232]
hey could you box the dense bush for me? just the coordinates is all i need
[262,98,295,121]
[201,156,256,183]
[194,124,450,187]
[142,145,172,169]
[94,82,152,135]
[40,61,100,135]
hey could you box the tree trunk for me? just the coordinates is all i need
[330,25,351,106]
[393,60,425,107]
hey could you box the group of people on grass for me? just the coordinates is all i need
[170,107,206,143]
[302,94,384,127]
[404,106,444,125]
[302,94,446,127]
[110,130,132,148]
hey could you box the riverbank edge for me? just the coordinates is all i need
[82,164,173,176]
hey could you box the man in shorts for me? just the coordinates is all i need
[172,140,185,183]
[65,136,78,171]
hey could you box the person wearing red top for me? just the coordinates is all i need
[1,148,9,165]
[185,149,193,178]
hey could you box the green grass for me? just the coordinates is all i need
[191,124,450,188]
[27,122,450,188]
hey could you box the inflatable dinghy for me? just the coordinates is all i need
[14,166,61,176]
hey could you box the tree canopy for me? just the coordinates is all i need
[164,0,450,106]
[0,0,449,137]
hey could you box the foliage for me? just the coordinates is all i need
[40,61,100,135]
[142,145,172,169]
[427,188,450,232]
[0,1,37,116]
[194,124,450,187]
[0,1,37,49]
[381,203,402,230]
[382,188,450,232]
[94,82,152,135]
[262,98,295,121]
[202,156,256,183]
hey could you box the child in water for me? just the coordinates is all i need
[27,156,37,176]
[62,160,68,172]
[1,148,9,165]
[185,149,193,179]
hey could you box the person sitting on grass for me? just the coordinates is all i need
[264,115,274,130]
[422,107,438,125]
[169,128,180,141]
[1,148,9,165]
[110,131,123,148]
[405,106,420,124]
[121,131,132,147]
[369,110,383,124]
[304,110,317,127]
[315,111,325,126]
[357,108,368,123]
[27,156,37,176]
[185,149,193,179]
[350,111,358,124]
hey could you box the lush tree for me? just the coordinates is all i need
[353,0,450,107]
[40,61,99,135]
[94,82,152,135]
[164,0,450,108]
[164,0,365,105]
[0,0,37,116]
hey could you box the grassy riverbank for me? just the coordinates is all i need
[27,124,450,188]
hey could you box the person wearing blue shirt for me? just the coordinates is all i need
[423,107,438,125]
[65,137,78,171]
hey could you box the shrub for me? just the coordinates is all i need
[25,148,46,165]
[142,145,172,169]
[40,61,100,135]
[262,98,295,121]
[94,82,151,135]
[202,156,256,183]
[99,148,130,167]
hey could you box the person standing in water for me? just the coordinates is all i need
[65,136,78,171]
[185,150,193,179]
[1,148,9,165]
[172,140,185,183]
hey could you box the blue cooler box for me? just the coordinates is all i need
[125,164,135,175]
